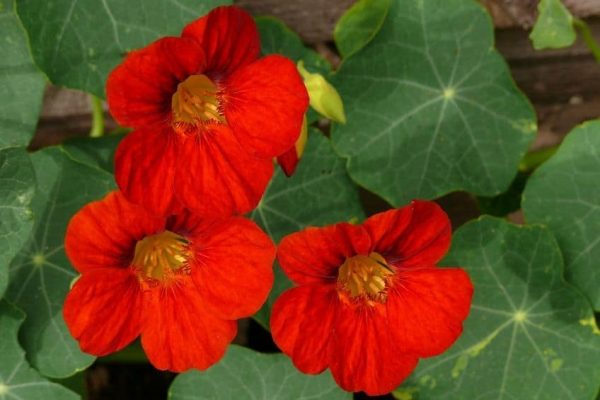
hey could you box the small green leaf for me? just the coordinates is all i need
[396,217,600,399]
[168,345,351,400]
[251,131,363,328]
[0,0,45,147]
[0,300,78,399]
[0,148,35,298]
[523,120,600,310]
[17,0,230,97]
[334,0,391,58]
[331,0,536,207]
[6,146,116,378]
[530,0,576,50]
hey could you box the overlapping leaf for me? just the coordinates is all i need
[0,301,78,400]
[169,345,350,400]
[250,132,363,328]
[395,217,600,399]
[0,148,35,299]
[17,0,230,97]
[6,147,116,378]
[332,0,536,207]
[333,0,391,58]
[523,120,600,310]
[0,0,45,148]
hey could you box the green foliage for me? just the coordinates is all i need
[17,0,230,97]
[523,120,600,310]
[334,0,391,58]
[6,147,115,378]
[0,148,35,298]
[251,131,363,328]
[332,0,536,207]
[169,345,350,400]
[530,0,576,50]
[396,217,600,399]
[0,301,78,399]
[0,0,46,148]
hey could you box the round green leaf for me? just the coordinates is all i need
[17,0,230,97]
[0,0,45,147]
[530,0,576,50]
[0,148,35,298]
[333,0,391,58]
[331,0,536,207]
[6,146,116,378]
[523,120,600,310]
[0,300,78,399]
[250,131,363,328]
[168,345,350,400]
[395,217,600,399]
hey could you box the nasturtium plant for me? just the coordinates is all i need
[530,0,576,50]
[523,120,600,310]
[1,0,599,397]
[17,0,230,97]
[332,0,536,207]
[169,345,350,400]
[6,146,115,378]
[396,217,600,399]
[0,301,78,400]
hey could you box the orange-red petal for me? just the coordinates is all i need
[141,279,237,372]
[114,127,182,217]
[64,268,144,356]
[387,267,473,357]
[65,191,164,273]
[329,303,419,395]
[270,284,338,374]
[223,55,309,157]
[364,200,451,268]
[182,6,259,78]
[174,125,273,217]
[107,37,205,129]
[277,222,371,285]
[189,217,275,319]
[277,146,299,177]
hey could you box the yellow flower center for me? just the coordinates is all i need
[132,230,192,286]
[338,252,393,302]
[171,74,225,126]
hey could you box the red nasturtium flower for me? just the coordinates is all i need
[107,6,309,217]
[270,200,474,395]
[63,191,275,371]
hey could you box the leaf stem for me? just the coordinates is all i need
[89,96,105,138]
[573,19,600,63]
[519,145,558,172]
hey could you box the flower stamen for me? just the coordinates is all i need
[338,252,393,303]
[171,74,225,127]
[132,230,192,287]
